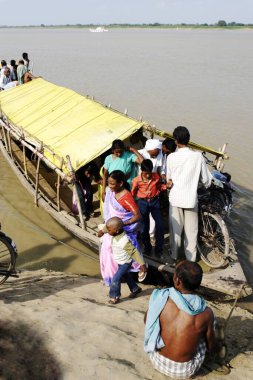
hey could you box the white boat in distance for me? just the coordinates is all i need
[89,27,108,33]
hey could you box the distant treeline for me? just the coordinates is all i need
[0,21,253,28]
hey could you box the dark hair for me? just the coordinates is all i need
[10,59,16,67]
[76,161,100,181]
[141,159,153,172]
[1,60,7,67]
[162,138,176,153]
[109,170,130,190]
[22,52,28,59]
[111,139,125,151]
[175,261,203,291]
[84,164,95,175]
[173,126,190,145]
[18,59,24,65]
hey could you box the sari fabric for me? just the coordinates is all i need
[100,189,141,286]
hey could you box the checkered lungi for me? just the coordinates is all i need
[149,340,206,379]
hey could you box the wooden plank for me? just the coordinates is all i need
[201,259,252,298]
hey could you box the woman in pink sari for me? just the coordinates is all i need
[99,170,141,286]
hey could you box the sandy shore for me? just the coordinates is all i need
[0,269,252,380]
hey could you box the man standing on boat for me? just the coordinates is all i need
[144,260,216,379]
[166,126,212,262]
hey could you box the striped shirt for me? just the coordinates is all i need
[166,147,212,208]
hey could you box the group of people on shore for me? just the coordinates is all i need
[0,52,33,90]
[74,126,212,294]
[75,126,216,378]
[96,126,212,283]
[72,124,216,378]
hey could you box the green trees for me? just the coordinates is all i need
[217,20,227,27]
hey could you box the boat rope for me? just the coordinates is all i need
[210,284,246,376]
[41,233,100,262]
[224,284,245,333]
[0,202,99,262]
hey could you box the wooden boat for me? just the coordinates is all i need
[89,27,109,33]
[0,78,251,299]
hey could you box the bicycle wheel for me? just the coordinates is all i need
[0,234,17,285]
[197,212,230,268]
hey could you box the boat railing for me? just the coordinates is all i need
[143,124,229,171]
[0,115,71,183]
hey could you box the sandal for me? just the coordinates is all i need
[138,271,147,282]
[108,298,120,305]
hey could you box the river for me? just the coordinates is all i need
[0,28,252,305]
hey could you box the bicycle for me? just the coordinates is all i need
[0,223,18,284]
[197,171,234,269]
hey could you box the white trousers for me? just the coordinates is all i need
[149,214,155,237]
[169,205,198,262]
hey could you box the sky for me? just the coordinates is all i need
[0,0,252,26]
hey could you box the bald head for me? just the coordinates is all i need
[106,217,124,236]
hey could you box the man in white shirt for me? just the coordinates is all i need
[138,139,164,175]
[166,126,212,262]
[0,67,18,90]
[0,67,12,89]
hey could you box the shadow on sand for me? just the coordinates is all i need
[0,270,100,304]
[0,319,62,379]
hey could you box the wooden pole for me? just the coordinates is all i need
[1,125,9,152]
[66,155,85,230]
[56,174,61,212]
[6,116,13,159]
[56,158,63,212]
[23,144,28,179]
[34,154,41,207]
[216,143,228,171]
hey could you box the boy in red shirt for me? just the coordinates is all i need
[131,159,164,257]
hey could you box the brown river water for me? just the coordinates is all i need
[0,28,252,307]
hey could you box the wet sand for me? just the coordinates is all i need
[0,269,252,380]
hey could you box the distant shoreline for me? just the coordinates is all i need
[0,24,253,30]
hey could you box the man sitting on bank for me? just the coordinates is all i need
[144,260,216,379]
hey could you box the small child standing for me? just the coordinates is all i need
[131,159,164,258]
[106,217,147,305]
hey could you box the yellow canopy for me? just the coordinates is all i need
[0,78,144,174]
